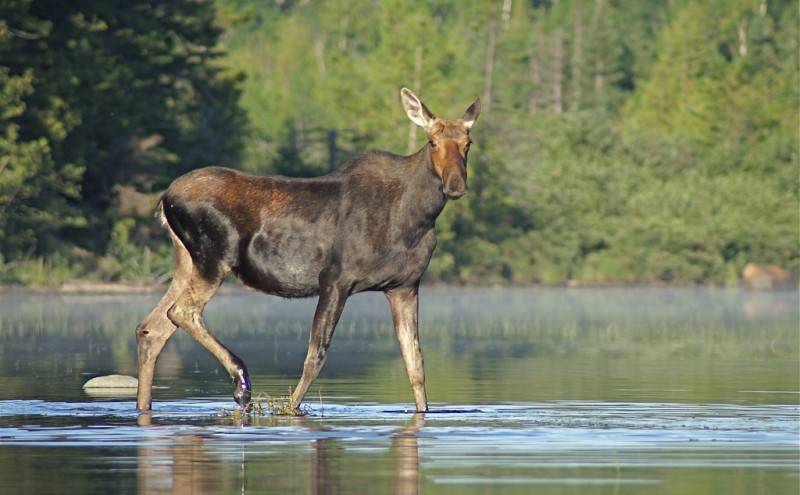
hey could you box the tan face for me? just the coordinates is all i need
[399,87,480,200]
[427,120,472,199]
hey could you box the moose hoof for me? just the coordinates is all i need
[232,368,252,410]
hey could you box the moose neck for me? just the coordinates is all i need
[403,143,448,226]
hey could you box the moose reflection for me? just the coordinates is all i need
[137,435,222,495]
[310,414,425,495]
[136,415,425,494]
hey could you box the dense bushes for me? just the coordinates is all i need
[0,0,244,285]
[1,0,796,286]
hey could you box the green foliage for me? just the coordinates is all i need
[0,0,245,283]
[0,65,82,258]
[1,0,797,286]
[95,219,174,282]
[0,255,77,287]
[217,0,790,287]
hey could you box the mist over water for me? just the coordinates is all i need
[0,288,797,494]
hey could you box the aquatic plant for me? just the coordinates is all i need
[221,391,309,418]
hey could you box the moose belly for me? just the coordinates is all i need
[236,225,330,298]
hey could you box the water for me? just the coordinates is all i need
[0,288,797,494]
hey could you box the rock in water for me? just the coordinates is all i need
[83,374,138,389]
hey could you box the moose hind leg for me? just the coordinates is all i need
[167,269,252,409]
[136,231,192,411]
[386,286,428,412]
[135,291,178,411]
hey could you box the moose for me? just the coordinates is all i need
[135,88,480,414]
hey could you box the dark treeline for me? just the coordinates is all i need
[1,0,797,286]
[1,0,246,284]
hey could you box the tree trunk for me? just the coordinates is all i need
[591,0,607,108]
[571,0,584,111]
[552,29,564,114]
[528,22,544,115]
[594,56,605,105]
[338,15,349,50]
[314,38,326,77]
[738,21,748,56]
[483,2,499,114]
[501,0,513,29]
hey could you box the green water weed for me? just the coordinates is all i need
[220,391,310,418]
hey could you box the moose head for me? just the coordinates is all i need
[400,88,480,200]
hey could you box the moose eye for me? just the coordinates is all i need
[429,141,437,148]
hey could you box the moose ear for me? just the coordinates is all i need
[461,97,481,130]
[400,88,436,129]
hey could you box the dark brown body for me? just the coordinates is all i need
[134,88,479,415]
[164,149,444,298]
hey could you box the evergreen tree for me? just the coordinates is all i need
[1,0,796,285]
[0,0,245,264]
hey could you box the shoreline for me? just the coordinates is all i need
[1,281,796,295]
[0,282,166,295]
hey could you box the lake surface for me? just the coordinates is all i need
[0,288,797,494]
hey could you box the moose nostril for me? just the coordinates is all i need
[444,183,467,199]
[444,176,467,195]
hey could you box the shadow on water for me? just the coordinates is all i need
[0,288,798,494]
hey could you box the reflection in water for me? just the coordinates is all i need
[138,435,222,495]
[137,412,154,427]
[311,439,341,495]
[310,414,424,495]
[0,289,796,494]
[134,413,425,494]
[741,292,795,320]
[391,414,424,495]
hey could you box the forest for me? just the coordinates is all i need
[0,0,797,287]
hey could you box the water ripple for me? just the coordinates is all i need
[0,399,796,453]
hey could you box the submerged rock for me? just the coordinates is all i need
[83,374,138,389]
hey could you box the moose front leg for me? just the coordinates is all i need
[289,283,349,414]
[386,286,428,412]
